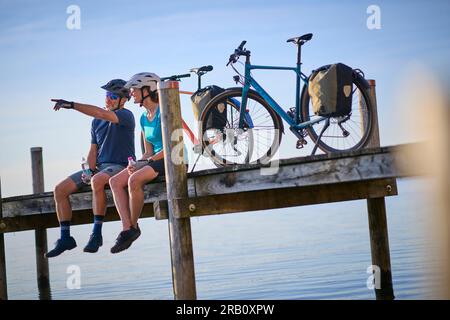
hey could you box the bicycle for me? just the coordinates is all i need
[140,65,252,169]
[200,33,375,166]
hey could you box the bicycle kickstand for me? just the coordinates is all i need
[311,118,330,156]
[190,152,203,173]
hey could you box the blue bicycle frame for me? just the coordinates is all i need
[238,60,327,138]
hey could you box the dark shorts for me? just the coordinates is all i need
[69,163,125,189]
[146,159,189,176]
[147,159,166,175]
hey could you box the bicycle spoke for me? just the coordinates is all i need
[201,89,281,165]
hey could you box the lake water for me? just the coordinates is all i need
[3,177,441,299]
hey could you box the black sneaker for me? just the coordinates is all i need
[110,226,141,254]
[83,233,103,253]
[45,237,77,258]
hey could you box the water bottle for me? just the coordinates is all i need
[128,156,136,167]
[81,157,92,185]
[127,156,136,174]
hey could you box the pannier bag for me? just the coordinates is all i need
[308,63,354,117]
[191,85,227,130]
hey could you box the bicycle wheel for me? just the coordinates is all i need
[300,75,374,153]
[200,88,282,166]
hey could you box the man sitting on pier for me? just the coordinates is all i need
[46,79,135,258]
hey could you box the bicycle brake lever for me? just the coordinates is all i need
[227,54,237,66]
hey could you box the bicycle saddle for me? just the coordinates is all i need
[287,33,313,45]
[190,65,213,75]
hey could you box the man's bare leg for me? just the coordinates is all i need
[84,172,110,253]
[46,177,78,258]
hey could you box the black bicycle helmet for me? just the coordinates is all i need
[101,79,130,99]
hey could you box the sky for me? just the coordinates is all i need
[0,0,449,197]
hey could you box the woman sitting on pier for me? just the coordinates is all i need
[109,72,188,253]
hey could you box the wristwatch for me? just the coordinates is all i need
[147,157,154,164]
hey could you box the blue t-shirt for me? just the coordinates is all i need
[140,106,188,164]
[140,107,163,154]
[91,108,135,166]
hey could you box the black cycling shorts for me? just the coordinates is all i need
[147,159,188,176]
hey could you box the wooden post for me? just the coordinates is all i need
[0,178,8,300]
[366,79,381,148]
[363,82,394,299]
[367,197,395,300]
[158,81,197,300]
[31,147,51,300]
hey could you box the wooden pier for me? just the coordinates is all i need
[0,80,426,300]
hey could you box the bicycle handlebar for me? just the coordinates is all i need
[160,73,191,81]
[227,40,250,66]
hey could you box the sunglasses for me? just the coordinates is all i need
[106,91,119,100]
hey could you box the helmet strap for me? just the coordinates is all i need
[140,87,152,107]
[111,97,122,111]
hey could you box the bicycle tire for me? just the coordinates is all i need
[206,97,253,167]
[200,88,282,166]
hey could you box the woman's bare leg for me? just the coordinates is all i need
[109,168,132,231]
[128,166,158,228]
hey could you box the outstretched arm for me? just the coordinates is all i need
[51,99,119,123]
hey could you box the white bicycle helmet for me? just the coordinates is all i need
[125,72,161,91]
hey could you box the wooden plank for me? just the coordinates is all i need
[0,142,428,219]
[0,178,8,300]
[31,147,51,300]
[158,80,197,300]
[0,142,428,232]
[153,200,168,221]
[0,178,398,231]
[1,178,195,218]
[0,206,155,233]
[1,151,399,219]
[187,144,395,177]
[192,152,398,197]
[154,178,398,220]
[367,197,395,300]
